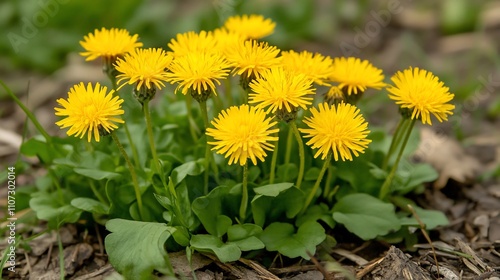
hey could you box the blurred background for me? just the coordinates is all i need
[1,0,499,165]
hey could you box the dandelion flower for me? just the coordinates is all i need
[79,28,143,61]
[115,48,173,90]
[167,30,217,57]
[387,67,455,125]
[206,104,279,166]
[166,52,232,96]
[213,28,246,56]
[281,50,333,86]
[55,82,124,142]
[226,40,281,79]
[223,14,276,39]
[249,67,315,114]
[329,57,386,95]
[300,102,371,161]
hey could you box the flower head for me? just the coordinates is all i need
[329,57,386,95]
[223,14,276,39]
[226,40,281,79]
[167,31,217,57]
[166,52,232,96]
[300,102,371,161]
[55,82,124,142]
[387,67,455,125]
[206,104,279,166]
[280,50,333,86]
[213,28,246,56]
[249,67,315,115]
[79,28,143,61]
[115,48,173,91]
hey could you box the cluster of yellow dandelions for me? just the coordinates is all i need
[55,14,455,167]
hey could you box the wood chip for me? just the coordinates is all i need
[331,248,368,266]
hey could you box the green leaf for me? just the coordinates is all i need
[399,207,449,230]
[171,159,205,186]
[105,219,174,279]
[277,163,298,182]
[253,183,294,197]
[333,194,400,240]
[74,168,120,181]
[20,138,54,163]
[296,203,335,228]
[259,221,326,259]
[335,155,382,196]
[227,224,265,251]
[192,185,237,237]
[70,198,109,214]
[190,235,241,263]
[395,163,438,194]
[29,190,82,229]
[251,183,304,227]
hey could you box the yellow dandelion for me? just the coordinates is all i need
[226,40,281,79]
[280,50,333,86]
[166,52,232,96]
[206,104,279,166]
[300,102,371,161]
[115,48,173,90]
[213,28,246,56]
[249,67,315,114]
[223,14,276,39]
[325,85,344,103]
[387,67,455,125]
[55,82,124,142]
[167,30,217,57]
[329,57,386,95]
[79,27,143,61]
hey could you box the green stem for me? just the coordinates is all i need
[284,127,293,164]
[0,80,52,145]
[322,165,334,199]
[89,180,108,205]
[106,65,141,170]
[382,118,409,170]
[269,139,279,184]
[57,229,65,280]
[185,97,201,143]
[143,100,162,175]
[379,119,416,200]
[111,132,144,220]
[199,100,219,193]
[239,162,249,221]
[224,78,234,106]
[302,153,331,213]
[290,122,305,189]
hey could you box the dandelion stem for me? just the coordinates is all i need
[302,153,331,213]
[185,96,201,143]
[284,127,293,164]
[240,162,249,221]
[382,118,409,170]
[0,80,52,145]
[199,100,219,194]
[379,119,416,200]
[269,139,279,184]
[143,100,162,175]
[322,165,334,199]
[224,78,234,106]
[111,132,144,220]
[290,122,305,189]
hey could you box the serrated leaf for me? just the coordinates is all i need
[333,193,400,240]
[105,219,174,279]
[259,221,325,259]
[70,197,109,214]
[190,235,241,263]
